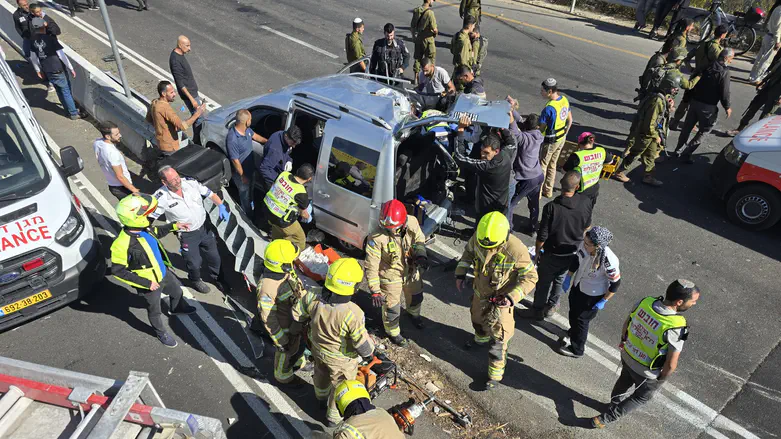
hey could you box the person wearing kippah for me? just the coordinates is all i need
[592,279,701,429]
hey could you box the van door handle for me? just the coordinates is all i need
[317,191,330,198]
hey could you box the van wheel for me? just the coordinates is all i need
[336,237,365,257]
[726,185,781,231]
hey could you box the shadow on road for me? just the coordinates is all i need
[617,151,781,262]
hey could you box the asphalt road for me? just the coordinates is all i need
[1,0,780,437]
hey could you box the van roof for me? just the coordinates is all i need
[277,75,411,128]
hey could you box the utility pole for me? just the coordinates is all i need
[96,0,131,98]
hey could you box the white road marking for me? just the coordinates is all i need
[546,311,758,438]
[40,1,220,110]
[41,129,312,437]
[26,9,759,437]
[177,315,293,439]
[432,232,757,438]
[258,25,339,59]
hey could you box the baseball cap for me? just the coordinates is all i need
[578,132,594,144]
[31,17,45,29]
[353,17,363,24]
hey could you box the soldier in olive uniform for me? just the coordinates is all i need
[635,39,673,101]
[411,0,438,84]
[460,0,481,24]
[672,25,727,129]
[345,18,366,73]
[452,16,476,91]
[471,24,488,77]
[614,71,682,187]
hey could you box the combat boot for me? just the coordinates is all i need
[642,174,663,187]
[612,171,630,183]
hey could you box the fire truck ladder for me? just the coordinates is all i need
[0,356,226,439]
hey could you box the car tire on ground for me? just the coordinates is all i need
[725,184,781,231]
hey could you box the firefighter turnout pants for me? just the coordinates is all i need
[382,267,423,337]
[274,332,306,383]
[470,294,515,382]
[312,352,360,424]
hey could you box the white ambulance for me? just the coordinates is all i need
[710,116,781,230]
[0,50,105,330]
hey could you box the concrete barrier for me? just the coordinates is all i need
[0,1,269,288]
[0,0,155,161]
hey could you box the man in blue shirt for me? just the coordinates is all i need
[227,109,267,217]
[258,125,302,190]
[538,78,572,198]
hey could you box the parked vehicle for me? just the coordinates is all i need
[710,116,781,230]
[0,53,105,330]
[200,73,510,250]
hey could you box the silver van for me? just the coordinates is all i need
[200,73,509,250]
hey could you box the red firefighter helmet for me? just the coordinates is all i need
[379,199,407,232]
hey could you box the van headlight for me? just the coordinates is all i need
[723,142,747,166]
[55,205,85,246]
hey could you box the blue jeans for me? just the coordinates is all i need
[22,39,31,58]
[506,174,543,231]
[231,171,254,216]
[48,72,78,117]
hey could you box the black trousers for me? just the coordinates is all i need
[676,100,718,156]
[180,226,221,282]
[532,253,573,310]
[183,95,203,144]
[108,185,132,201]
[139,270,184,336]
[567,285,603,356]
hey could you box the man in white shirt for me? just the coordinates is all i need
[94,121,139,200]
[416,58,455,95]
[151,166,230,293]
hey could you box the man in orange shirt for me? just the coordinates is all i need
[146,80,204,156]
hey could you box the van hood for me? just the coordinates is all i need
[0,178,72,260]
[734,116,781,153]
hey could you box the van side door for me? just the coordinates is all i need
[313,119,388,250]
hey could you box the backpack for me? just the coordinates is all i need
[474,36,488,69]
[640,65,666,95]
[344,33,351,57]
[411,6,425,39]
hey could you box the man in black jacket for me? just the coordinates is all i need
[531,171,591,320]
[452,116,517,219]
[369,23,410,81]
[673,48,733,163]
[19,3,60,57]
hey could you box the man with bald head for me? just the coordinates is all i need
[227,109,268,217]
[169,35,203,142]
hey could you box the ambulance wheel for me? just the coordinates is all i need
[726,184,781,231]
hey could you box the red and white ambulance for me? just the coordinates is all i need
[710,116,781,230]
[0,53,105,330]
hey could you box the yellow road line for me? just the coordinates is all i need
[438,0,648,58]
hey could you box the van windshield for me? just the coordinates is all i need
[0,107,50,205]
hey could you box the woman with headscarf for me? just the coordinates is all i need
[557,226,621,358]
